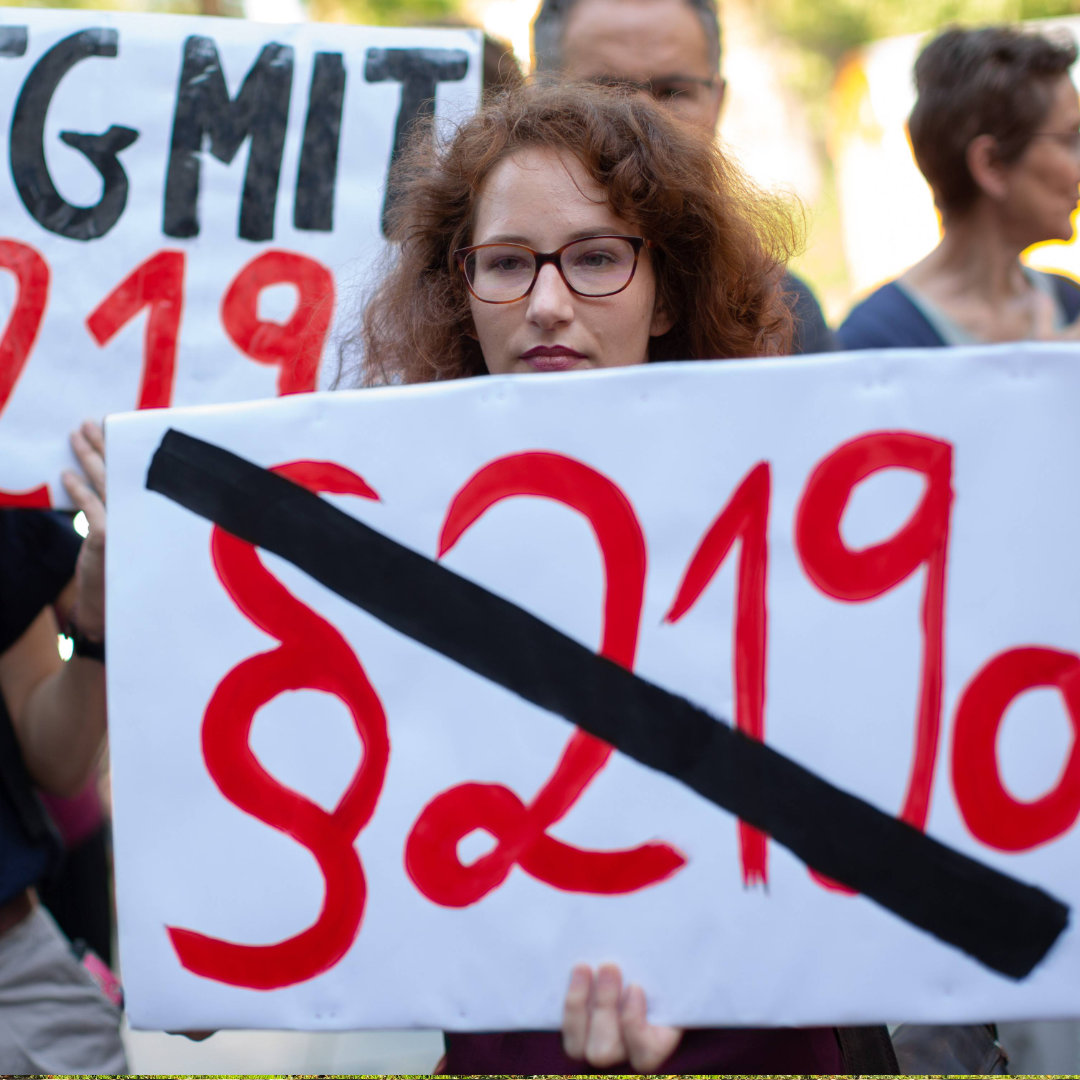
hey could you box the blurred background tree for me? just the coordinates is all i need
[305,0,456,24]
[2,0,456,17]
[5,0,247,13]
[762,0,1078,64]
[757,0,1080,127]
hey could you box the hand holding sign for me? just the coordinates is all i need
[62,420,106,643]
[562,963,682,1071]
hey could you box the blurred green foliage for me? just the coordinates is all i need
[307,0,458,23]
[752,0,1080,145]
[2,0,457,20]
[2,0,246,12]
[758,0,1080,63]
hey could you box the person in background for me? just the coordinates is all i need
[424,17,523,95]
[39,766,114,967]
[0,421,125,1074]
[356,80,895,1074]
[838,25,1080,349]
[480,28,524,94]
[531,0,837,355]
[836,25,1076,1074]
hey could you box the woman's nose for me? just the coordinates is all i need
[526,262,575,327]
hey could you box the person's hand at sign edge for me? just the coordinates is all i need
[562,963,682,1072]
[61,419,107,644]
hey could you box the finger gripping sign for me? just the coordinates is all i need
[0,7,480,505]
[107,346,1080,1031]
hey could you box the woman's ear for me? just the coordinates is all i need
[967,133,1010,201]
[650,300,675,338]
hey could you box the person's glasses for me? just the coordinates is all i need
[455,235,646,304]
[590,74,719,108]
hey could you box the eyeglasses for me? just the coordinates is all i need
[455,235,646,304]
[590,74,720,108]
[1032,130,1080,155]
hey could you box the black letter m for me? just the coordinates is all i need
[163,35,293,242]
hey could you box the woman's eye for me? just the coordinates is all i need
[575,250,617,268]
[484,255,529,273]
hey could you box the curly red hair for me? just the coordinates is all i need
[350,81,796,384]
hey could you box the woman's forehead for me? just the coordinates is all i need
[472,146,631,242]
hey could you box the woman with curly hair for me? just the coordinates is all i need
[348,82,873,1075]
[355,80,796,385]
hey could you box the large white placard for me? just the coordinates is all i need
[107,345,1080,1032]
[0,8,479,505]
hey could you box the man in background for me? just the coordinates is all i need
[532,0,836,355]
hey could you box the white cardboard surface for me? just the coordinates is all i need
[107,345,1080,1031]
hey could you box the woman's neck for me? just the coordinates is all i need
[899,207,1050,342]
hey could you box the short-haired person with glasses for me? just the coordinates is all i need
[839,25,1080,350]
[836,27,1080,1074]
[531,0,836,356]
[533,0,725,131]
[353,81,899,1075]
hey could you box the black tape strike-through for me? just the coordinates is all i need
[146,427,1070,979]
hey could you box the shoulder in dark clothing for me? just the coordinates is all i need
[837,280,945,351]
[782,270,837,355]
[0,510,81,653]
[840,272,1080,349]
[443,1024,845,1075]
[1046,271,1080,323]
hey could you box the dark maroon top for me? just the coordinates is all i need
[443,1025,844,1074]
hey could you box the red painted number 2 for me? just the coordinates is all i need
[405,452,686,907]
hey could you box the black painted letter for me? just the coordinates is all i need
[294,52,344,232]
[9,29,138,241]
[0,26,28,56]
[163,36,293,242]
[364,47,469,235]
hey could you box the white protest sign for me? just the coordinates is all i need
[107,345,1080,1032]
[0,8,479,506]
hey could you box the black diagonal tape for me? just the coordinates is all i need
[146,427,1069,979]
